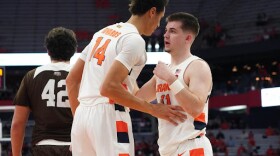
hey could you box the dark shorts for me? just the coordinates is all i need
[31,145,72,156]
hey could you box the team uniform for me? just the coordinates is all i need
[156,56,213,156]
[13,62,73,156]
[71,22,146,156]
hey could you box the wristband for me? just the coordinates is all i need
[169,79,184,95]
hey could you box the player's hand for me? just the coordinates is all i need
[153,61,173,82]
[151,103,187,125]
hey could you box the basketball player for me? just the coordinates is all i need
[136,12,213,156]
[66,0,187,155]
[11,27,77,156]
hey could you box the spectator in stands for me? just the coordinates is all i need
[265,126,275,137]
[239,129,248,140]
[266,145,276,156]
[237,144,247,156]
[220,120,230,129]
[10,27,77,156]
[216,129,225,139]
[248,130,254,140]
[247,131,256,156]
[227,136,236,147]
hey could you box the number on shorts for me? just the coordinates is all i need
[41,79,70,108]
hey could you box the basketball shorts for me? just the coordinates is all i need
[164,136,213,156]
[31,145,72,156]
[71,103,134,156]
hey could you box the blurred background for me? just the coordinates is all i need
[0,0,280,156]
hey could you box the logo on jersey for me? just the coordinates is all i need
[175,69,181,77]
[54,72,61,76]
[156,83,170,92]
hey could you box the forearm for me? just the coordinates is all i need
[66,82,80,115]
[135,76,157,102]
[11,124,25,156]
[101,82,155,115]
[166,76,204,118]
[175,88,204,118]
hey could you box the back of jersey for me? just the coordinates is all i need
[78,22,143,106]
[13,62,73,145]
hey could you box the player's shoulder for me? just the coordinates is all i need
[34,63,71,78]
[188,57,211,73]
[24,68,36,80]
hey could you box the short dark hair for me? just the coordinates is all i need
[129,0,168,16]
[166,12,200,37]
[44,27,77,61]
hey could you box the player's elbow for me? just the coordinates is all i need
[100,81,116,98]
[11,120,24,134]
[184,101,205,118]
[191,109,204,119]
[65,75,74,86]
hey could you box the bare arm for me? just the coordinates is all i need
[154,60,212,118]
[135,76,157,102]
[66,58,84,115]
[11,106,30,156]
[100,60,186,125]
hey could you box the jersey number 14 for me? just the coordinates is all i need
[91,37,111,66]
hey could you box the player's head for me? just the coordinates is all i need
[128,0,168,36]
[164,12,200,52]
[129,0,168,16]
[166,12,199,37]
[45,27,77,61]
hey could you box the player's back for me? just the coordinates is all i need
[14,62,73,145]
[78,22,144,106]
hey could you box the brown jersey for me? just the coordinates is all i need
[13,62,73,146]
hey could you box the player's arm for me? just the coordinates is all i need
[100,35,186,125]
[135,76,157,102]
[101,60,186,125]
[154,60,212,118]
[66,58,84,115]
[11,105,30,156]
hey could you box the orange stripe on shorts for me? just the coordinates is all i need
[190,148,204,156]
[116,121,128,132]
[119,154,129,156]
[194,113,206,123]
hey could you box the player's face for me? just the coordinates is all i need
[164,21,190,53]
[144,9,165,36]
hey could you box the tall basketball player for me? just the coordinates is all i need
[11,27,77,156]
[66,0,187,155]
[136,12,213,156]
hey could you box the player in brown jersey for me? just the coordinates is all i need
[11,27,77,156]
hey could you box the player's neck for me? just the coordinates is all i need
[51,60,70,64]
[127,16,145,35]
[170,51,192,66]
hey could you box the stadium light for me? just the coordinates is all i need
[219,105,247,111]
[0,52,171,66]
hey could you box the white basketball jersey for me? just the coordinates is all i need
[78,22,146,106]
[156,55,211,155]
